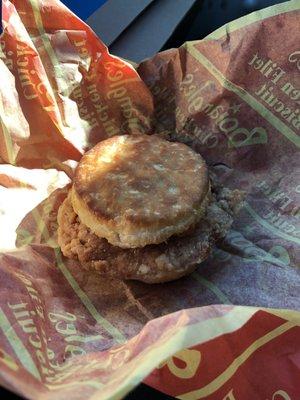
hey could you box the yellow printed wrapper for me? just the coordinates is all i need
[0,1,299,399]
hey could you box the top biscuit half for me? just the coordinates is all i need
[72,134,209,248]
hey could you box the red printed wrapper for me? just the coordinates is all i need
[0,1,299,399]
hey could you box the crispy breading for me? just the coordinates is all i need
[58,183,243,283]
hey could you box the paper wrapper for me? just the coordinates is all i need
[0,0,299,399]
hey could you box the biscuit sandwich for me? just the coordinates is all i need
[58,134,243,283]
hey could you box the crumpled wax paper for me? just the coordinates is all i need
[0,0,299,399]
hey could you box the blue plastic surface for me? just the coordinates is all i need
[60,0,108,20]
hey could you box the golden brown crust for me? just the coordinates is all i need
[57,183,243,284]
[72,134,209,248]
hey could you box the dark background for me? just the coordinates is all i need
[162,0,286,49]
[0,0,287,399]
